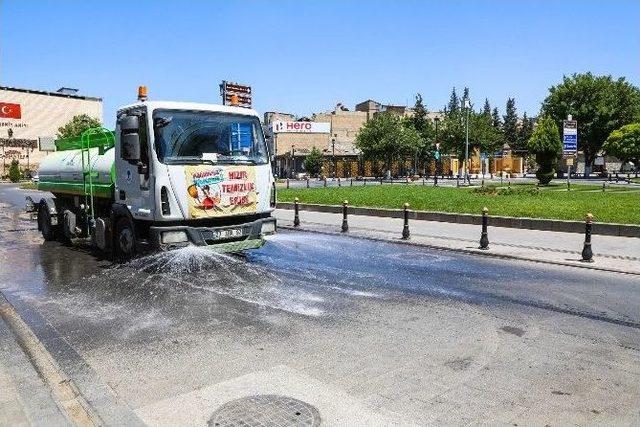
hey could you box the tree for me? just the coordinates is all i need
[446,87,459,115]
[57,114,102,139]
[303,147,324,177]
[503,98,519,151]
[602,123,640,169]
[410,94,435,166]
[516,112,534,155]
[491,107,502,130]
[527,116,562,185]
[482,99,491,119]
[440,104,501,160]
[8,159,21,183]
[540,73,640,174]
[355,112,422,173]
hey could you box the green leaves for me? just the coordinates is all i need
[528,116,562,184]
[303,146,324,177]
[57,114,102,139]
[540,73,640,165]
[528,116,562,156]
[603,123,640,166]
[355,112,422,168]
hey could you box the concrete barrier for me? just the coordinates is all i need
[275,202,640,238]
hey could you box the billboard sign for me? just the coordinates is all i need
[219,81,252,108]
[38,136,56,152]
[563,119,577,155]
[272,121,330,134]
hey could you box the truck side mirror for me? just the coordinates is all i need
[122,133,141,161]
[120,115,139,132]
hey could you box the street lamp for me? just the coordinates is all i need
[291,145,295,178]
[464,98,471,184]
[331,138,336,179]
[434,117,440,179]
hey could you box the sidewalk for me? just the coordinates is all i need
[274,209,640,275]
[0,317,68,426]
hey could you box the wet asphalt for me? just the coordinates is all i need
[1,182,640,425]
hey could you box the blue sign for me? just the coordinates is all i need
[434,151,441,160]
[563,134,577,152]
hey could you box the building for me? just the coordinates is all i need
[266,100,453,178]
[0,86,102,176]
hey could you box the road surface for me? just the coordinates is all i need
[1,183,639,426]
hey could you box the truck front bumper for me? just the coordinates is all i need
[149,217,276,253]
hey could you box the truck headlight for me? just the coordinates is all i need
[261,220,276,235]
[162,231,189,244]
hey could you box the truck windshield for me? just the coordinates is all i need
[153,109,268,165]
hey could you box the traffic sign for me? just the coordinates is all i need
[563,119,577,155]
[220,81,252,108]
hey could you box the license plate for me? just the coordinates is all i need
[202,228,245,241]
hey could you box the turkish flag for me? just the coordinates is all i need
[0,102,21,119]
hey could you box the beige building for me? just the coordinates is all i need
[267,100,446,178]
[0,86,102,176]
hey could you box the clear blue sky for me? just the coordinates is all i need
[1,1,638,127]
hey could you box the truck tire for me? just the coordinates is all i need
[113,216,136,261]
[38,203,57,241]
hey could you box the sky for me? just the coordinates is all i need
[1,0,638,127]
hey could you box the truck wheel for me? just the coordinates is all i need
[114,217,136,261]
[38,203,57,241]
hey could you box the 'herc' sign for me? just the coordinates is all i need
[272,121,330,134]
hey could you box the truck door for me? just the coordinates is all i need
[114,109,153,220]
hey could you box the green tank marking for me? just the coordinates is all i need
[37,180,114,199]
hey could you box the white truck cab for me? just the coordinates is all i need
[33,94,277,259]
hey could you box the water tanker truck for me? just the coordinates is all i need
[27,88,276,259]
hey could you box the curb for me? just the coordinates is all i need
[0,292,102,426]
[276,202,640,238]
[278,223,640,277]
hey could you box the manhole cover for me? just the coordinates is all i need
[208,394,321,427]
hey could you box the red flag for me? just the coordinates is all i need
[0,102,21,119]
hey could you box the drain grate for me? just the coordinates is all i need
[208,394,321,427]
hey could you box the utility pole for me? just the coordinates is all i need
[464,98,470,184]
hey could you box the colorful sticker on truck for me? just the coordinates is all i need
[185,166,257,218]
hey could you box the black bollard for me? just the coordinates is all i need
[479,207,489,250]
[338,177,341,187]
[602,182,606,192]
[293,197,300,227]
[380,177,383,185]
[324,178,327,187]
[350,178,353,187]
[434,174,438,187]
[341,200,349,233]
[422,176,425,186]
[306,178,310,188]
[456,176,460,187]
[581,213,594,262]
[286,178,290,189]
[508,181,511,190]
[363,178,366,186]
[402,203,410,240]
[481,179,485,188]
